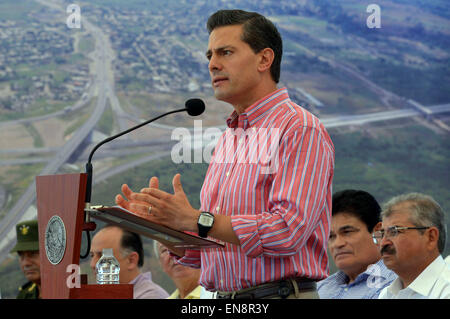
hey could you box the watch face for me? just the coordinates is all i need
[199,214,214,227]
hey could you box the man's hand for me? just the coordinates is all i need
[116,174,240,246]
[115,176,160,219]
[116,174,200,232]
[135,174,200,232]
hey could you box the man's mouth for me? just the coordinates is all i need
[334,251,352,259]
[212,76,228,87]
[24,269,38,275]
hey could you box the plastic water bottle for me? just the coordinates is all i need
[96,248,120,284]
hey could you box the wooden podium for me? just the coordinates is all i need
[36,173,133,299]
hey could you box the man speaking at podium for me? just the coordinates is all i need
[116,9,335,299]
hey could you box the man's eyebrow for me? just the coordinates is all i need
[206,45,235,57]
[338,225,358,232]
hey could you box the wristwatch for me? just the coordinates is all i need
[197,212,214,238]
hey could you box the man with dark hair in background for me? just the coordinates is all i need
[318,190,396,298]
[116,9,334,299]
[90,225,168,299]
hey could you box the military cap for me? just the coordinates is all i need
[10,220,39,253]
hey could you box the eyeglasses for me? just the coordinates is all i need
[372,226,430,244]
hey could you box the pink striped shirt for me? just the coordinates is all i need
[178,88,335,292]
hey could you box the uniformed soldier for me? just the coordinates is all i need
[10,220,41,299]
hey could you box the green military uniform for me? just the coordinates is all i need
[17,281,40,299]
[10,220,41,299]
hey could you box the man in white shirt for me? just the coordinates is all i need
[374,193,450,299]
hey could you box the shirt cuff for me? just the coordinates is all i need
[174,248,201,269]
[230,215,264,258]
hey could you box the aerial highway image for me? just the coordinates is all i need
[0,0,448,300]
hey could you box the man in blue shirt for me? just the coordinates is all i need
[318,190,397,298]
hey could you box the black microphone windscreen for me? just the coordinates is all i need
[185,98,205,116]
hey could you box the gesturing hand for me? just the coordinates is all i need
[116,174,199,232]
[115,176,159,219]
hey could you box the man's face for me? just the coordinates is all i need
[380,205,429,274]
[90,227,129,283]
[206,24,263,109]
[329,213,380,278]
[157,243,198,280]
[18,250,40,284]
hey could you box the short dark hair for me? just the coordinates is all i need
[332,190,381,232]
[103,225,144,267]
[121,229,144,268]
[207,9,283,83]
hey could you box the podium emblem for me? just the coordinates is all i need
[45,215,67,265]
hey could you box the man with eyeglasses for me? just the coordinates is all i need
[375,193,450,299]
[317,190,396,299]
[90,225,169,298]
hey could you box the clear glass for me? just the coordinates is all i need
[96,248,120,284]
[372,226,430,244]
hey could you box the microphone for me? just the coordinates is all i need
[185,98,205,116]
[84,98,205,206]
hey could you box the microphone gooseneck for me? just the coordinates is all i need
[81,98,205,259]
[84,98,205,204]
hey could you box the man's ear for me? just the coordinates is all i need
[127,251,140,270]
[373,222,383,232]
[372,222,383,247]
[425,226,439,252]
[257,48,275,73]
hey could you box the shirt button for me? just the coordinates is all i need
[216,206,220,212]
[226,172,230,177]
[344,288,348,292]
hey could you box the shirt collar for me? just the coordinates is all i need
[364,259,391,279]
[387,255,445,296]
[408,255,446,296]
[168,286,202,299]
[226,87,290,129]
[129,271,152,285]
[336,259,389,286]
[386,277,404,295]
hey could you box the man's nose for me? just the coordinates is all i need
[332,235,346,249]
[379,236,393,251]
[90,257,98,271]
[20,255,33,266]
[208,55,221,72]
